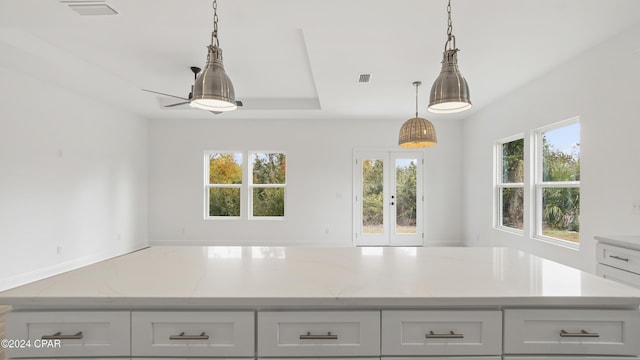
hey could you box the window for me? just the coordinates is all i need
[206,152,243,217]
[250,152,286,218]
[535,119,580,244]
[497,136,524,231]
[204,151,286,219]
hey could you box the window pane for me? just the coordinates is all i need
[542,123,580,182]
[362,159,383,234]
[252,187,285,217]
[209,153,242,184]
[501,187,523,229]
[502,139,524,183]
[396,159,417,234]
[252,153,286,184]
[209,188,241,216]
[542,187,580,243]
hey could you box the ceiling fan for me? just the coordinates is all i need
[142,66,243,114]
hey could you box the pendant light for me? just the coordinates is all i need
[428,0,471,114]
[399,81,437,148]
[190,0,237,112]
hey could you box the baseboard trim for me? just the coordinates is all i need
[149,240,465,247]
[149,240,352,247]
[0,242,148,292]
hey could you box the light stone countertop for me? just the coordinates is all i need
[1,246,640,309]
[596,235,640,251]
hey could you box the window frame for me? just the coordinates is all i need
[204,151,245,220]
[533,117,580,248]
[495,134,525,234]
[248,151,287,220]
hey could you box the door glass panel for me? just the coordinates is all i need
[362,159,384,234]
[395,158,417,234]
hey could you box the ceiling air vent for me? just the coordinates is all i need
[62,1,118,16]
[358,73,372,83]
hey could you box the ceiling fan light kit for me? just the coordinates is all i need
[190,0,237,112]
[428,0,471,114]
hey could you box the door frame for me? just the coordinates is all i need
[353,148,424,247]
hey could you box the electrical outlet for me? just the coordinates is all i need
[633,200,640,214]
[56,245,63,255]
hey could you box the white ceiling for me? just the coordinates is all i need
[1,0,640,122]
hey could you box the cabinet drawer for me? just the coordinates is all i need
[504,309,640,355]
[597,263,640,289]
[257,311,380,357]
[6,311,130,358]
[385,357,501,360]
[381,310,502,356]
[132,311,254,357]
[504,358,640,360]
[597,243,640,274]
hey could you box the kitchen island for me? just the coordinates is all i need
[1,246,640,359]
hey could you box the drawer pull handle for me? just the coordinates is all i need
[41,331,83,340]
[425,330,464,339]
[609,255,630,262]
[169,332,210,340]
[560,330,600,338]
[299,331,338,340]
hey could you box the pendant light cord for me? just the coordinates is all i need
[412,81,422,118]
[415,83,419,118]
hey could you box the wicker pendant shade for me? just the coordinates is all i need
[398,81,437,148]
[398,117,437,148]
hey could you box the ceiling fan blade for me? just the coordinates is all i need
[164,101,190,108]
[209,111,223,115]
[141,89,189,101]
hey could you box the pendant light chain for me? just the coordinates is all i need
[445,0,456,51]
[212,0,220,47]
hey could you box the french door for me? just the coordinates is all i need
[353,150,423,246]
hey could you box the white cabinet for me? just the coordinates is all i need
[257,311,380,357]
[504,309,640,356]
[595,236,640,289]
[6,311,130,358]
[131,311,254,358]
[381,310,502,356]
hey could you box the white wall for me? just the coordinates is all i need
[148,116,463,246]
[0,66,148,291]
[462,23,640,272]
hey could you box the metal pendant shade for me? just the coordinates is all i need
[428,49,471,114]
[190,45,237,112]
[428,0,471,114]
[399,81,437,148]
[190,0,237,112]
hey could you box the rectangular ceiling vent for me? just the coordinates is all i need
[62,1,118,16]
[358,73,372,83]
